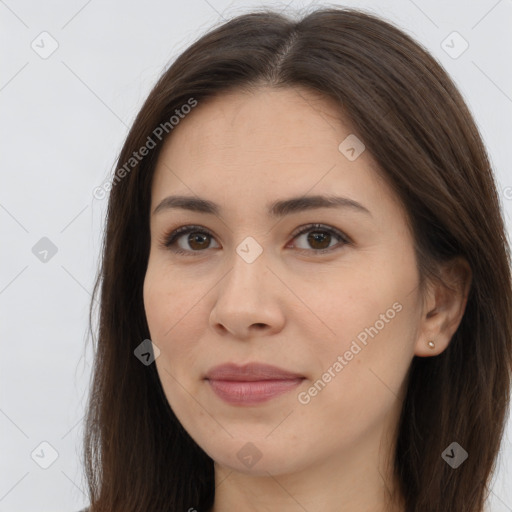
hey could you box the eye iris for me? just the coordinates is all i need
[188,232,210,250]
[308,231,331,249]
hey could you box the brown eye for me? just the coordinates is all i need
[162,223,350,257]
[306,231,332,250]
[162,225,219,255]
[187,232,212,250]
[290,224,349,254]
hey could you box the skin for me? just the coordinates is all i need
[143,86,471,512]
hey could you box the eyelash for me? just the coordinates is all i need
[159,223,351,257]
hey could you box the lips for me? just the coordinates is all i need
[205,362,305,405]
[204,362,304,381]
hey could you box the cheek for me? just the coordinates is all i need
[294,271,394,353]
[143,261,200,339]
[143,267,212,383]
[298,305,416,446]
[144,273,205,415]
[302,259,419,391]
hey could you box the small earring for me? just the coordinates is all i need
[427,340,435,349]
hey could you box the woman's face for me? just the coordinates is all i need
[143,86,427,477]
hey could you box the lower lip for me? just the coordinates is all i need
[206,378,304,405]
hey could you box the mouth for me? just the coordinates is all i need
[204,362,305,406]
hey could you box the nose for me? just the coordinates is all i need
[209,248,286,340]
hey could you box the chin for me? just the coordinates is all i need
[204,438,309,477]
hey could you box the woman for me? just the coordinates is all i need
[81,6,512,512]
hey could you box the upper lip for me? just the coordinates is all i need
[205,362,304,381]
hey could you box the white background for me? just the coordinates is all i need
[1,1,511,511]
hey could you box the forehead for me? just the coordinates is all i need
[159,86,347,163]
[150,86,395,218]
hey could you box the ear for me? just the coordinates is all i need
[414,256,472,357]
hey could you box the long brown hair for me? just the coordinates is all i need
[83,6,512,512]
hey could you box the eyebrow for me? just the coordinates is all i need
[152,194,371,218]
